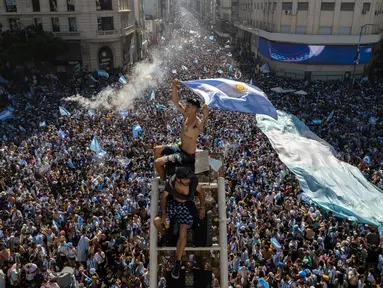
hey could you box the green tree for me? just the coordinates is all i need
[0,25,68,72]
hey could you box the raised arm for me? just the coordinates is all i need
[198,103,209,132]
[171,79,185,115]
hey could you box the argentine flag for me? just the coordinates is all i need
[59,106,71,116]
[120,110,129,119]
[182,78,278,120]
[132,124,142,138]
[97,69,109,79]
[150,90,155,101]
[0,108,13,121]
[90,136,106,157]
[119,74,128,85]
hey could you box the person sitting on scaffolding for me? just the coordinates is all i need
[154,79,209,181]
[153,166,206,280]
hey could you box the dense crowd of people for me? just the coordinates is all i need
[0,5,382,288]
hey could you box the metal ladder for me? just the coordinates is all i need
[149,177,228,288]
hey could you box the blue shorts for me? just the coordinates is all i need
[161,144,196,165]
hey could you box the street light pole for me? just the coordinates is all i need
[351,23,374,88]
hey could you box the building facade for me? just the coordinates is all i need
[234,0,383,80]
[0,0,143,74]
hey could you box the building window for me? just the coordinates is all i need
[297,2,308,11]
[337,26,351,34]
[363,2,371,11]
[98,17,114,30]
[5,0,17,12]
[67,0,75,11]
[321,2,335,11]
[340,2,355,11]
[9,18,19,31]
[96,0,113,11]
[69,17,77,31]
[52,17,60,32]
[282,2,293,10]
[296,25,306,34]
[319,26,332,34]
[34,18,43,30]
[50,0,58,11]
[273,2,276,10]
[281,25,291,33]
[32,0,40,12]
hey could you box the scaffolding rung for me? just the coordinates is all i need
[158,182,218,189]
[157,246,221,251]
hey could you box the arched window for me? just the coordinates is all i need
[98,46,114,71]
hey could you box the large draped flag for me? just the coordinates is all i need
[132,124,142,138]
[256,111,383,226]
[183,79,277,120]
[59,106,71,116]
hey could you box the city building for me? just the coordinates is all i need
[143,0,175,42]
[0,0,144,74]
[234,0,383,80]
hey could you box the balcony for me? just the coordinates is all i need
[53,31,82,39]
[121,25,135,36]
[94,26,135,38]
[97,30,120,36]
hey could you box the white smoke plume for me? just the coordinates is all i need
[64,51,167,111]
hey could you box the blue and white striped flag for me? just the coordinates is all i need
[132,124,142,138]
[326,111,334,123]
[90,136,106,157]
[150,90,155,101]
[120,110,129,119]
[58,129,66,139]
[0,109,13,121]
[88,109,96,117]
[68,159,76,169]
[183,78,278,119]
[119,74,128,85]
[40,121,46,127]
[59,106,71,116]
[97,69,109,79]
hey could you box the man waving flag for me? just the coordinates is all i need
[182,78,277,119]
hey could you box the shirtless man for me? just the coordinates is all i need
[153,167,206,279]
[154,79,209,180]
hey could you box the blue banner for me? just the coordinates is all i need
[258,37,372,65]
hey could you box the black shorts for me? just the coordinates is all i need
[161,199,194,226]
[161,144,196,165]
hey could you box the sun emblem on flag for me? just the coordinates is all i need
[235,84,246,93]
